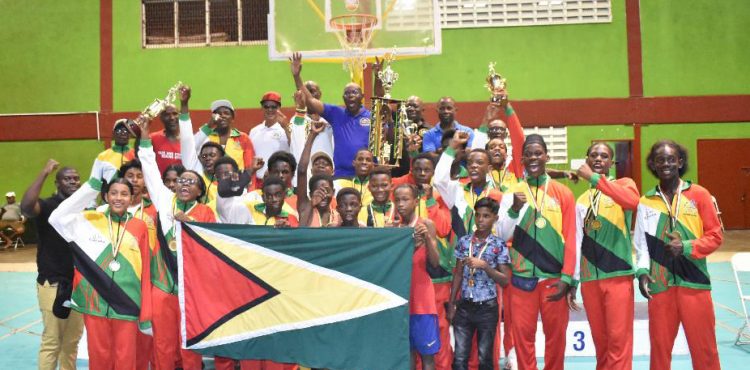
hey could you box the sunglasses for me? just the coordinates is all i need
[177,178,199,185]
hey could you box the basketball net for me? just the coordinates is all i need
[329,14,378,87]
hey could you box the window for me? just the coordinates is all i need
[506,126,568,164]
[142,0,268,48]
[439,0,612,29]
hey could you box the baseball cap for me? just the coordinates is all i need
[260,91,282,105]
[6,192,15,197]
[311,151,333,168]
[210,99,235,113]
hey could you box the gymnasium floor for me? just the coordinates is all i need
[1,231,748,369]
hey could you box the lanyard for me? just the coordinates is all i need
[657,180,683,231]
[171,199,197,236]
[369,203,394,227]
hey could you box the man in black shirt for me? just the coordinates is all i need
[21,159,83,370]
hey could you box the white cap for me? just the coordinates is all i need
[5,192,15,197]
[210,99,235,113]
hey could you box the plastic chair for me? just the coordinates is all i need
[731,252,750,346]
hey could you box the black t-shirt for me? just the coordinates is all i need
[35,194,74,284]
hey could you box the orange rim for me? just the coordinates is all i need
[329,14,378,31]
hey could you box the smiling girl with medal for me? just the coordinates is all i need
[634,140,722,370]
[495,134,577,370]
[138,95,220,370]
[49,175,152,370]
[571,142,640,370]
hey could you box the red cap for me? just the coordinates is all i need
[260,91,282,105]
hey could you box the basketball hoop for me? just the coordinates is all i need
[329,14,378,86]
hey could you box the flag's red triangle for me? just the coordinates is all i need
[181,229,279,342]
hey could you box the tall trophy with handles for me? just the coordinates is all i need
[370,52,415,166]
[485,62,507,103]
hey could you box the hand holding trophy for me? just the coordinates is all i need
[485,62,507,103]
[129,81,185,137]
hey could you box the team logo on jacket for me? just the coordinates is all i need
[359,118,371,126]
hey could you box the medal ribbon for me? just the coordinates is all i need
[657,180,683,232]
[107,209,131,264]
[524,176,549,226]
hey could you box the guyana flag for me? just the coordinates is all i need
[177,222,414,370]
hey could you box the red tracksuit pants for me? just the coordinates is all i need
[580,275,634,370]
[83,314,138,370]
[510,278,569,370]
[151,287,204,370]
[648,286,720,370]
[239,360,297,370]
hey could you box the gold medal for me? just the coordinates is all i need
[590,219,602,231]
[169,239,177,251]
[468,278,475,287]
[535,218,547,229]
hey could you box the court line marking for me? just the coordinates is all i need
[0,306,37,324]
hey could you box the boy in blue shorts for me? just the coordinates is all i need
[447,197,511,370]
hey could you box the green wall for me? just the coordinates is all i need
[0,140,104,200]
[2,0,749,203]
[113,0,627,111]
[640,122,750,191]
[640,0,750,96]
[0,0,100,113]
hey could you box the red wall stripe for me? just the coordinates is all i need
[625,0,644,98]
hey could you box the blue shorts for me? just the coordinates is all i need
[409,314,440,355]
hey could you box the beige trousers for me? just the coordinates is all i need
[37,281,84,370]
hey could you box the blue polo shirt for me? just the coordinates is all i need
[421,121,474,152]
[322,103,372,177]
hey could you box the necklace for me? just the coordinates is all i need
[657,180,683,232]
[369,202,394,227]
[467,235,491,296]
[525,175,549,229]
[107,210,131,272]
[585,189,603,232]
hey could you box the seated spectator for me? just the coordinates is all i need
[1,192,26,248]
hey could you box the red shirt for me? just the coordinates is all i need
[407,219,437,315]
[149,131,182,174]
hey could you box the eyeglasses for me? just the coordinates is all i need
[177,178,198,185]
[114,126,129,134]
[262,104,279,110]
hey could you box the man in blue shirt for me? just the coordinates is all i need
[290,52,371,178]
[422,97,475,153]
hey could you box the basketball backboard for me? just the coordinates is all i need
[268,0,442,61]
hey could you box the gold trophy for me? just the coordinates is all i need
[377,52,399,99]
[485,62,507,103]
[129,81,184,136]
[370,52,409,166]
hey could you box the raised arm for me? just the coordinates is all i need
[21,159,60,217]
[296,118,325,226]
[136,117,174,215]
[49,177,102,243]
[290,52,325,115]
[433,132,469,209]
[177,87,204,173]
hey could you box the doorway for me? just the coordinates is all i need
[697,139,750,229]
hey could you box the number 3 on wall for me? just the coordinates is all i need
[573,331,585,351]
